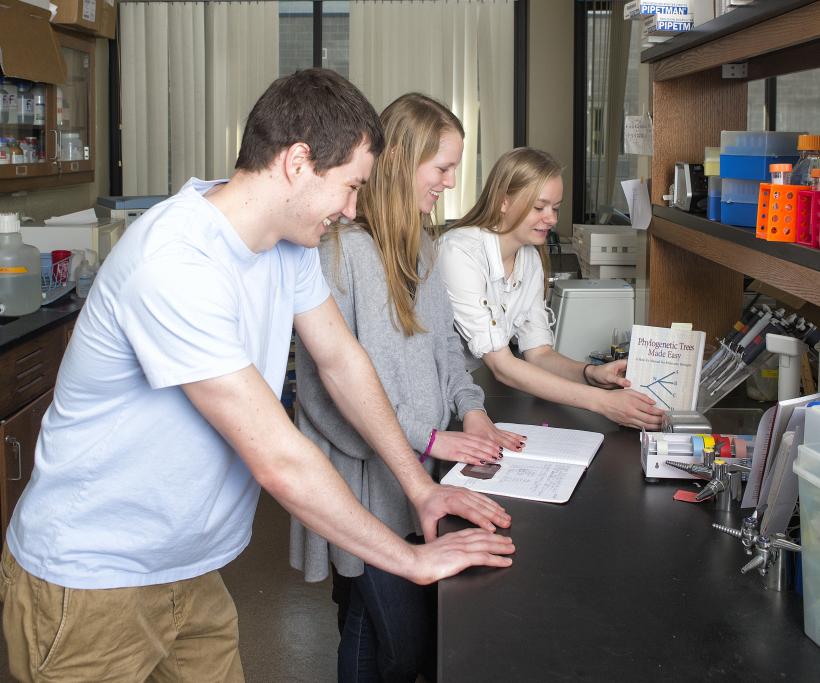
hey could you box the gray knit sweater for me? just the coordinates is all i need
[289,226,486,581]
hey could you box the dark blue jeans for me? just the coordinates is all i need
[332,556,436,683]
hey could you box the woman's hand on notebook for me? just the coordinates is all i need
[462,409,526,454]
[430,430,506,465]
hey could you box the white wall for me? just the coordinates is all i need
[527,1,574,236]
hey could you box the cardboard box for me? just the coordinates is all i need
[98,0,116,40]
[0,1,67,84]
[52,0,100,35]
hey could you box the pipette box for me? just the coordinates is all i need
[720,202,757,228]
[719,178,760,227]
[624,1,690,20]
[720,131,802,181]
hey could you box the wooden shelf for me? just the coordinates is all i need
[643,1,820,82]
[651,206,820,307]
[646,3,820,339]
[641,0,817,65]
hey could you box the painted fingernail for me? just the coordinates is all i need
[497,454,504,459]
[480,460,487,465]
[519,441,526,446]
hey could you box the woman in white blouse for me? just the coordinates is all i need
[438,148,664,430]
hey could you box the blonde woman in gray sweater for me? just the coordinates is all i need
[291,93,523,682]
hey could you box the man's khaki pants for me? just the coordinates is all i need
[1,545,244,682]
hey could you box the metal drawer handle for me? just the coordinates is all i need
[5,437,22,481]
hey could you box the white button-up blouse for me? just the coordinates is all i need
[437,226,555,369]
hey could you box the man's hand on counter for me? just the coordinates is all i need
[407,528,515,585]
[415,482,512,542]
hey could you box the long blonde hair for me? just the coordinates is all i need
[453,147,562,234]
[356,93,464,336]
[451,147,562,288]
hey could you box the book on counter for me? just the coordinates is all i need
[440,423,604,504]
[625,324,706,411]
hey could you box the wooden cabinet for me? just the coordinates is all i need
[0,28,95,192]
[1,390,52,542]
[643,1,820,341]
[0,315,76,541]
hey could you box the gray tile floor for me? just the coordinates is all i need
[1,494,339,682]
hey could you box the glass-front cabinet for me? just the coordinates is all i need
[0,30,95,190]
[0,77,52,176]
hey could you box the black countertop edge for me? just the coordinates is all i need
[652,204,820,272]
[0,298,83,352]
[640,0,815,64]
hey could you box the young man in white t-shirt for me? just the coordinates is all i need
[0,69,514,682]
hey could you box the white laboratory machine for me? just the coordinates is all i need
[551,279,634,362]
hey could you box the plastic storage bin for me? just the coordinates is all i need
[720,130,802,181]
[794,442,820,646]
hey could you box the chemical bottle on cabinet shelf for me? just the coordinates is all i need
[769,163,792,185]
[56,87,64,127]
[791,135,820,187]
[32,84,46,126]
[9,139,24,165]
[0,81,8,124]
[1,78,17,124]
[16,82,33,125]
[0,213,42,317]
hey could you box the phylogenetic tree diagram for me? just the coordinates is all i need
[640,370,678,410]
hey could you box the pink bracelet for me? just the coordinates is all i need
[420,428,437,464]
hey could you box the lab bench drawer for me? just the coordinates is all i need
[0,326,63,419]
[1,390,53,542]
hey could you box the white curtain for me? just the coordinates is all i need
[169,2,206,193]
[349,0,514,220]
[206,2,279,180]
[477,2,514,188]
[120,1,279,195]
[120,2,169,195]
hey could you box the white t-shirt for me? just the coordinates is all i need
[8,178,330,589]
[437,226,554,369]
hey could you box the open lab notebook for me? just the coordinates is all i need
[440,423,604,504]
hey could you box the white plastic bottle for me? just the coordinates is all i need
[75,258,95,298]
[0,81,8,124]
[17,82,33,125]
[1,78,18,124]
[0,213,42,316]
[32,84,46,126]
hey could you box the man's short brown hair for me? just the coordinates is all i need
[235,69,384,174]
